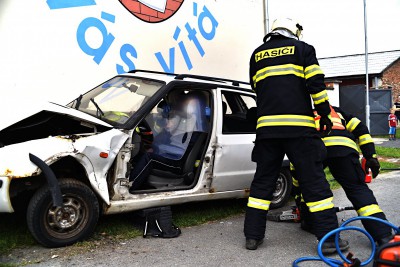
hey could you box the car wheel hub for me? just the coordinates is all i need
[48,197,82,230]
[273,175,286,200]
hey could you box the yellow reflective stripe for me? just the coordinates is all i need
[331,117,342,123]
[247,197,271,211]
[306,197,334,212]
[359,134,373,146]
[252,64,304,87]
[322,136,360,152]
[346,118,361,132]
[257,115,316,128]
[331,117,345,129]
[290,162,295,170]
[311,90,329,105]
[292,177,299,187]
[357,204,383,216]
[304,64,324,79]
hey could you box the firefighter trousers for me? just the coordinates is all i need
[244,137,339,241]
[325,154,392,241]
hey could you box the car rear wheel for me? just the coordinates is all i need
[26,178,99,248]
[270,168,292,209]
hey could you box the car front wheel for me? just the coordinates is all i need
[26,178,100,247]
[270,168,292,209]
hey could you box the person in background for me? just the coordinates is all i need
[388,108,397,141]
[393,95,400,124]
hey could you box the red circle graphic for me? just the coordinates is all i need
[119,0,184,23]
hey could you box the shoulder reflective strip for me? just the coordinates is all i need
[254,46,295,62]
[311,90,329,105]
[257,115,316,128]
[247,197,271,211]
[322,136,359,152]
[304,64,324,79]
[306,197,334,213]
[346,118,361,132]
[359,134,373,146]
[252,64,304,86]
[357,204,383,216]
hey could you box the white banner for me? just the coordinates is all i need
[0,0,263,109]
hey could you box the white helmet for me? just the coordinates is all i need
[270,18,303,39]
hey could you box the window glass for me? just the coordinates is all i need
[221,91,256,134]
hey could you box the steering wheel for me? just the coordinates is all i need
[137,119,154,146]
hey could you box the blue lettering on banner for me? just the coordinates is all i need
[48,1,219,74]
[116,44,137,74]
[77,12,116,64]
[47,0,96,9]
[154,2,218,73]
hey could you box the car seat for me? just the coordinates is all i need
[146,91,209,188]
[146,131,207,188]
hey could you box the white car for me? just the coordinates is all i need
[0,70,291,247]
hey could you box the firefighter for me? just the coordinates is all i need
[292,105,394,248]
[244,18,349,253]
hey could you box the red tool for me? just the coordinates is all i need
[267,206,354,222]
[361,157,372,183]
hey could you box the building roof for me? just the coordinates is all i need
[318,50,400,78]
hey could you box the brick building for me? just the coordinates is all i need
[319,50,400,105]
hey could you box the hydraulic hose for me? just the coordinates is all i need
[293,216,400,267]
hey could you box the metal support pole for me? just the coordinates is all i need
[263,0,269,36]
[364,0,370,129]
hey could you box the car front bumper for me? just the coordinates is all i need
[0,177,13,212]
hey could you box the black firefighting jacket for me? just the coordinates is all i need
[315,106,376,159]
[249,35,330,139]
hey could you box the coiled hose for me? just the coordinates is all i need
[293,216,400,267]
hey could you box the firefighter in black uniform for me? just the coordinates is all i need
[292,105,394,249]
[244,18,349,253]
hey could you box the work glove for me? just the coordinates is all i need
[318,115,333,136]
[365,156,380,178]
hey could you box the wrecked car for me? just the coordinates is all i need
[0,70,291,247]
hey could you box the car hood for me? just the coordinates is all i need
[0,101,112,132]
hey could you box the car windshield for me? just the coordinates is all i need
[67,76,165,125]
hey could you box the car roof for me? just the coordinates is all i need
[126,70,253,93]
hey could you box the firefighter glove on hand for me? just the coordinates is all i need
[365,157,380,178]
[319,116,333,136]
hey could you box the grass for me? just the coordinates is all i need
[1,144,399,261]
[376,146,400,159]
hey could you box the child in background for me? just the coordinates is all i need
[388,108,397,141]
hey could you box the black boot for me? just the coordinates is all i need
[320,238,350,254]
[246,238,264,250]
[157,206,181,238]
[142,207,163,238]
[142,206,181,238]
[377,234,394,246]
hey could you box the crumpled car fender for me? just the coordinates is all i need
[0,129,129,205]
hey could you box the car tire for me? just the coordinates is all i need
[26,178,100,248]
[270,168,292,209]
